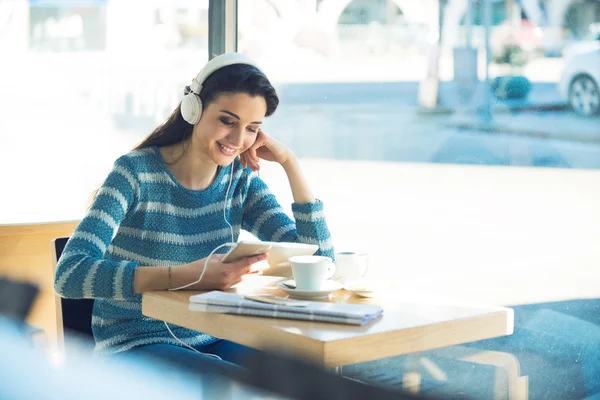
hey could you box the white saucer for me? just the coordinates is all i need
[343,280,381,298]
[277,279,343,300]
[344,286,376,298]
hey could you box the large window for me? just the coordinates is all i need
[238,0,600,296]
[0,0,209,223]
[2,0,598,283]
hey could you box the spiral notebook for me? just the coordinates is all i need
[189,291,383,326]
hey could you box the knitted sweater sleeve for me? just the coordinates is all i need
[54,156,140,300]
[241,171,334,259]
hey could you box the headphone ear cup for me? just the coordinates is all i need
[181,94,203,125]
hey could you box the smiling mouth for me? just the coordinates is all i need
[217,142,237,156]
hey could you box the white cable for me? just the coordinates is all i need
[164,162,237,358]
[168,242,234,291]
[224,160,235,243]
[163,321,222,360]
[169,163,236,291]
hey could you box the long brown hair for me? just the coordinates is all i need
[89,63,279,207]
[132,103,193,152]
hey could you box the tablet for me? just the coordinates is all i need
[221,240,319,265]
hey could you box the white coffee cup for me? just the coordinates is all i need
[288,255,335,291]
[333,252,369,283]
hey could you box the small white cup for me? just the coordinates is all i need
[333,252,369,283]
[288,255,335,291]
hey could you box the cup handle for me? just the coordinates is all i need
[327,260,336,279]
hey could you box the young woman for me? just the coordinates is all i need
[54,53,334,374]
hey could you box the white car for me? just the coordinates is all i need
[558,49,600,116]
[562,23,600,60]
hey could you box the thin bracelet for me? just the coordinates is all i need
[168,266,172,290]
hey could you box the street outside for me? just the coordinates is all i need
[268,79,600,169]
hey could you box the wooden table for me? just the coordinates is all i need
[142,277,513,368]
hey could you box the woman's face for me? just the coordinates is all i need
[193,92,267,166]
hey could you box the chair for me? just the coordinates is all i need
[51,237,95,356]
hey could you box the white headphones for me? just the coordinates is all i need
[180,53,263,125]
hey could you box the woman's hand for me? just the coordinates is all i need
[177,253,268,291]
[240,129,295,172]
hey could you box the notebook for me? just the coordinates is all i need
[189,291,383,326]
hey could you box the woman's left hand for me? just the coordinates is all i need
[240,129,294,172]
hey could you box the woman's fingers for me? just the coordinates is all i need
[211,254,225,262]
[243,153,251,170]
[234,253,268,269]
[240,152,256,171]
[236,264,253,277]
[216,253,269,289]
[241,130,271,171]
[244,149,260,171]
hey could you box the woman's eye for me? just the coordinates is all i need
[247,127,258,133]
[220,118,234,126]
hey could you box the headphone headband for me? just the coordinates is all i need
[181,52,262,125]
[189,53,263,95]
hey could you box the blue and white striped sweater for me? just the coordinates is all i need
[54,146,334,355]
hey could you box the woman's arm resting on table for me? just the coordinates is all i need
[133,253,269,294]
[54,156,141,300]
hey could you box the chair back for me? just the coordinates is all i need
[52,237,94,355]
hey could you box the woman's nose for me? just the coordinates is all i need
[227,129,244,147]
